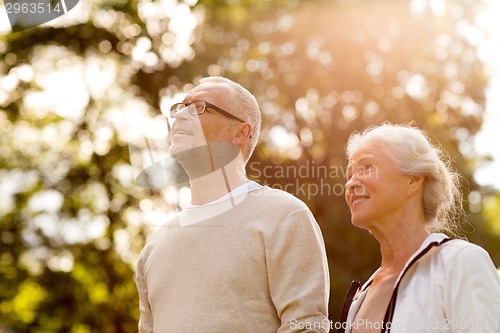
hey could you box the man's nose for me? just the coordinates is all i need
[173,106,190,120]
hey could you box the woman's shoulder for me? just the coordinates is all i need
[441,238,489,255]
[436,237,496,268]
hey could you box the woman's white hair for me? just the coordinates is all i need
[346,123,464,236]
[199,76,261,163]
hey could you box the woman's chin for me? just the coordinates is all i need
[351,217,368,229]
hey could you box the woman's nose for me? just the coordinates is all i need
[345,177,360,193]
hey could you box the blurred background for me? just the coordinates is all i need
[1,0,500,332]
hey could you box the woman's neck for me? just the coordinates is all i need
[371,220,429,283]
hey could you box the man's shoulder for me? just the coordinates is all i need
[140,215,178,244]
[248,185,309,210]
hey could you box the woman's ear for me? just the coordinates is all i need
[407,174,425,196]
[232,122,253,145]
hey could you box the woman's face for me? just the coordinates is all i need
[345,140,412,230]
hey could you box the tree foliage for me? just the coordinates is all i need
[1,0,499,331]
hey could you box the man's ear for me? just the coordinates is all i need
[232,122,253,145]
[407,174,425,196]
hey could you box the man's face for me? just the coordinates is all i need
[169,82,237,157]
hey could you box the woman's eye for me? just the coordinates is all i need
[356,164,373,175]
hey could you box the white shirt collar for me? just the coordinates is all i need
[186,181,261,208]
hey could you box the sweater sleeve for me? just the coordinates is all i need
[444,244,500,333]
[136,251,154,333]
[266,207,330,333]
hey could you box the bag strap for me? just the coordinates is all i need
[337,280,361,333]
[381,237,454,332]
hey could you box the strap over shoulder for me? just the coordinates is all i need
[381,237,454,332]
[337,280,361,333]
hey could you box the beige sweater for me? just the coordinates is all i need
[136,185,330,333]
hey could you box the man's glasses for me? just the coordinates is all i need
[170,100,245,123]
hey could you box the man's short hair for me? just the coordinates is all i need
[199,76,261,162]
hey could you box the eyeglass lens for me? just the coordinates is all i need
[171,102,204,115]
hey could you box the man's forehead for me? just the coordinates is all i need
[195,81,231,92]
[186,82,230,99]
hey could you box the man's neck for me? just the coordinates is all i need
[188,155,249,206]
[189,171,248,205]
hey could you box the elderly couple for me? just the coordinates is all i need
[135,77,500,333]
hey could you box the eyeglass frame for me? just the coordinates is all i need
[170,100,246,123]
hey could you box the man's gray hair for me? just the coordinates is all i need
[199,76,261,162]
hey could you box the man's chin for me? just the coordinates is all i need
[169,144,207,166]
[169,143,193,157]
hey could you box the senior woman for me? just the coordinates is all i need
[339,123,500,333]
